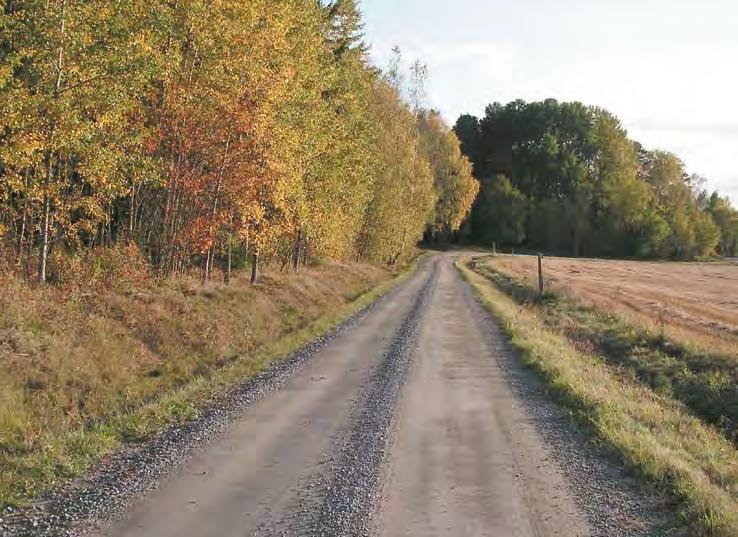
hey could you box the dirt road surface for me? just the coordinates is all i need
[377,260,587,536]
[84,255,656,537]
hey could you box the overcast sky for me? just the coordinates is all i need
[360,0,738,202]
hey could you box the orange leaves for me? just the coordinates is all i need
[0,0,477,281]
[184,216,219,255]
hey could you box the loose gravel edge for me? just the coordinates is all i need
[458,261,676,537]
[255,257,439,537]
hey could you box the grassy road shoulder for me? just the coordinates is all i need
[475,260,738,446]
[458,258,738,537]
[0,254,423,508]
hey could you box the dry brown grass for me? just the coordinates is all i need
[0,246,405,506]
[489,255,738,356]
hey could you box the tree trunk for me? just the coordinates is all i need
[17,170,29,267]
[38,0,67,283]
[128,182,136,236]
[224,236,232,285]
[202,250,210,285]
[292,229,302,272]
[38,155,53,283]
[17,212,26,266]
[107,202,113,246]
[250,252,259,285]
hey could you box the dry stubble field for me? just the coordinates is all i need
[490,255,738,355]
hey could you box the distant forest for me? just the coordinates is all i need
[455,100,738,259]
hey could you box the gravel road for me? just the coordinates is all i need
[3,254,666,537]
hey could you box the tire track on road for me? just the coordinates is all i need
[262,258,439,537]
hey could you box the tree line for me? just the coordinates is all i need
[455,99,738,259]
[0,0,478,284]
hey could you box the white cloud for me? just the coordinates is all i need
[367,36,514,120]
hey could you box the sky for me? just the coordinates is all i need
[360,0,738,203]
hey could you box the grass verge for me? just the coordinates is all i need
[458,258,738,537]
[476,261,738,445]
[0,253,421,508]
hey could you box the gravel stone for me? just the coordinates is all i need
[461,277,674,537]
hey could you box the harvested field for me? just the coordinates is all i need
[488,255,738,355]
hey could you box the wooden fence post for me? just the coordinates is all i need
[537,253,544,297]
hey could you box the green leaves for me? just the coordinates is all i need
[457,99,732,260]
